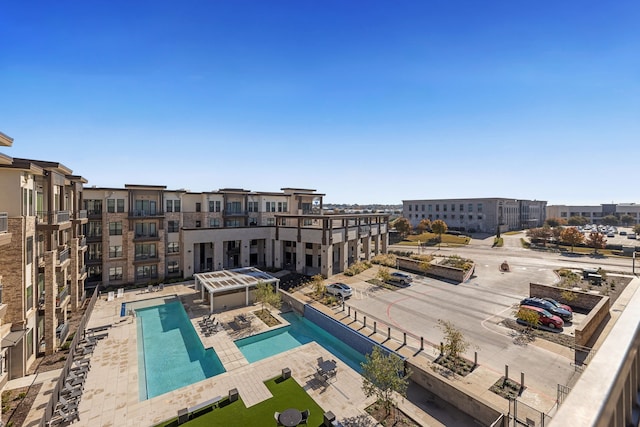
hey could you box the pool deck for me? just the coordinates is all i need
[24,283,445,427]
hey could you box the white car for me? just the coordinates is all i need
[325,283,352,298]
[388,272,413,285]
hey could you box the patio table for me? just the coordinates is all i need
[279,408,302,426]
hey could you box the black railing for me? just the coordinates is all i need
[58,248,70,265]
[75,210,87,220]
[56,286,69,306]
[36,210,71,225]
[223,209,248,216]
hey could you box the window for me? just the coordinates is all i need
[214,201,221,212]
[109,245,122,258]
[435,204,440,211]
[117,199,124,213]
[167,242,179,253]
[460,204,464,212]
[436,214,440,219]
[225,219,240,227]
[26,236,33,265]
[109,267,123,281]
[135,243,157,259]
[135,222,157,237]
[468,204,473,212]
[26,284,33,311]
[107,199,115,213]
[248,201,259,212]
[87,221,102,237]
[136,265,157,279]
[451,204,455,212]
[109,222,122,235]
[468,215,473,220]
[267,218,275,226]
[428,205,432,212]
[134,200,157,216]
[443,205,447,212]
[84,199,102,215]
[421,205,425,211]
[168,220,179,233]
[408,205,412,211]
[460,214,464,220]
[174,200,180,212]
[303,219,313,226]
[209,218,220,228]
[444,214,447,219]
[88,243,102,260]
[88,265,102,279]
[168,261,179,274]
[266,202,275,212]
[196,202,201,212]
[26,329,33,358]
[195,220,201,228]
[227,201,242,214]
[208,201,215,212]
[477,203,483,212]
[277,202,287,212]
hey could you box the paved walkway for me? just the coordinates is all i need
[24,284,448,427]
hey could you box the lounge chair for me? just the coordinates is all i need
[274,411,283,426]
[300,409,310,425]
[147,284,153,293]
[116,288,124,298]
[55,407,79,424]
[58,395,79,411]
[107,291,115,301]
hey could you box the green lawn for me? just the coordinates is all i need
[400,232,470,246]
[155,376,326,427]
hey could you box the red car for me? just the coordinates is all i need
[519,305,564,329]
[542,297,573,314]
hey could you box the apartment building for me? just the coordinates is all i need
[83,186,389,288]
[0,134,88,381]
[402,197,547,233]
[547,203,640,224]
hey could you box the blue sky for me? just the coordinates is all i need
[1,1,638,205]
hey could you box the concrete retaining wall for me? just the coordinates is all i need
[279,290,306,315]
[528,283,610,347]
[408,360,505,426]
[397,257,473,283]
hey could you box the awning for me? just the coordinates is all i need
[1,330,26,348]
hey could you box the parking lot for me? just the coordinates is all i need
[339,260,579,408]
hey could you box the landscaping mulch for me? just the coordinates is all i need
[433,354,476,377]
[365,402,421,427]
[489,376,523,400]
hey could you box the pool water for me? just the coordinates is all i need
[235,311,366,372]
[136,300,225,400]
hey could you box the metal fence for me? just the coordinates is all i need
[40,285,100,427]
[508,398,552,427]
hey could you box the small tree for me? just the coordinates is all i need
[620,215,635,226]
[567,216,589,226]
[430,220,448,249]
[416,218,431,235]
[560,290,578,304]
[527,227,552,247]
[515,307,540,333]
[633,224,640,235]
[361,346,411,419]
[551,226,563,248]
[376,266,392,283]
[560,227,584,253]
[601,215,619,226]
[545,217,566,227]
[394,217,411,238]
[311,274,325,298]
[437,319,471,370]
[586,231,607,255]
[253,281,282,313]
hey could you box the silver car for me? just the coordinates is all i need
[325,283,353,298]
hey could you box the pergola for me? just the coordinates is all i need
[194,267,280,314]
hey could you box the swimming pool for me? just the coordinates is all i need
[235,311,366,372]
[136,299,225,400]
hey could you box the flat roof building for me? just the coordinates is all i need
[402,197,546,233]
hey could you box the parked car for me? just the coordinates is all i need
[521,297,573,322]
[628,233,637,239]
[620,231,627,236]
[519,305,564,329]
[325,283,352,298]
[607,232,615,238]
[388,272,413,285]
[542,297,573,314]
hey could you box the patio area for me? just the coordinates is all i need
[25,283,379,426]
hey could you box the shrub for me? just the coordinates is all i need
[371,254,397,267]
[344,261,372,276]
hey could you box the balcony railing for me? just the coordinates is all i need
[58,248,70,265]
[78,265,86,276]
[79,237,86,247]
[0,212,7,233]
[56,286,69,306]
[130,210,162,217]
[134,254,159,261]
[223,209,248,216]
[74,210,88,220]
[36,210,71,225]
[56,322,70,346]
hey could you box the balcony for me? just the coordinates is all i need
[223,209,248,217]
[56,285,69,307]
[57,247,70,267]
[133,232,160,242]
[87,209,103,218]
[133,254,159,264]
[0,212,10,246]
[72,209,88,224]
[0,286,6,319]
[128,210,164,218]
[78,236,87,248]
[78,265,87,280]
[56,323,70,346]
[36,210,71,230]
